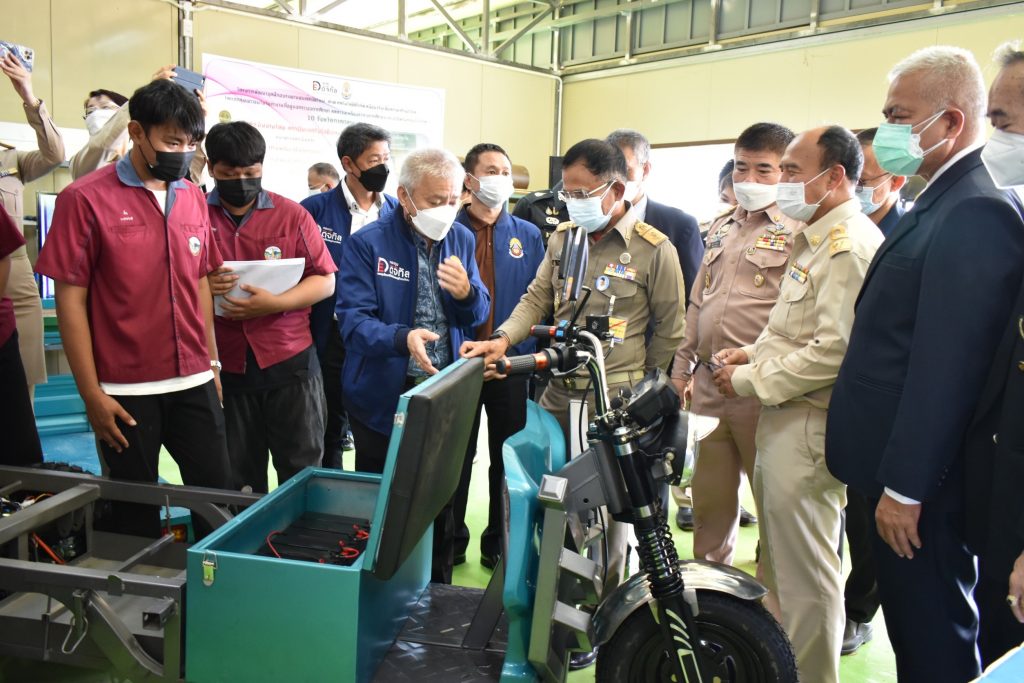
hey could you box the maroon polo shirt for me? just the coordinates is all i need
[0,209,25,347]
[35,156,221,384]
[207,189,336,374]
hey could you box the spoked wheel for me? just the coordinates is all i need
[595,591,798,683]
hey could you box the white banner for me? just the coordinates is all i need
[201,53,445,201]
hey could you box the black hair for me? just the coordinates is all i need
[337,123,391,162]
[309,162,340,180]
[463,143,510,175]
[855,127,878,145]
[719,159,735,186]
[128,79,206,143]
[734,122,795,156]
[561,139,628,183]
[205,121,266,168]
[85,89,128,108]
[818,125,863,183]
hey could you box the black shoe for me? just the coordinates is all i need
[480,553,500,571]
[739,506,758,527]
[675,506,694,531]
[569,649,597,670]
[453,552,467,566]
[841,619,873,655]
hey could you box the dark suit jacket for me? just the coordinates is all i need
[965,276,1024,579]
[826,148,1024,501]
[645,199,704,306]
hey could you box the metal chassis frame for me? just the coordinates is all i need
[0,466,260,681]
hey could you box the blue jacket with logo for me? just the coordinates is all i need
[337,209,491,434]
[299,186,399,357]
[455,206,544,356]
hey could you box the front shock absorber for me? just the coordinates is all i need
[634,496,684,600]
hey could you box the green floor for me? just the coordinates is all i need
[0,431,898,682]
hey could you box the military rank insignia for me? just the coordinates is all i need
[789,263,809,284]
[604,263,637,281]
[755,234,787,251]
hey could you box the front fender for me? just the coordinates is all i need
[591,559,768,646]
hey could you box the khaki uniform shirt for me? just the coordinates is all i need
[731,198,883,409]
[672,203,800,412]
[497,207,686,379]
[0,100,65,385]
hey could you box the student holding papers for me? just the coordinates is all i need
[205,122,336,493]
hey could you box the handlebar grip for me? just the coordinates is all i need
[495,350,554,376]
[529,325,558,339]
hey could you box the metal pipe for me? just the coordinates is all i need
[428,0,479,53]
[0,484,100,546]
[398,0,407,39]
[482,0,491,55]
[312,0,350,17]
[494,5,553,58]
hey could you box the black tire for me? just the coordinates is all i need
[595,591,799,683]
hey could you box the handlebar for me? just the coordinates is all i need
[495,347,565,376]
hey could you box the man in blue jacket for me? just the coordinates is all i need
[450,143,544,570]
[301,123,399,468]
[826,46,1024,682]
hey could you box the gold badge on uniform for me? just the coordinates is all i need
[604,263,637,281]
[753,273,765,287]
[188,236,201,256]
[704,271,711,291]
[619,252,631,265]
[264,245,282,260]
[809,235,822,247]
[789,263,809,284]
[745,246,756,256]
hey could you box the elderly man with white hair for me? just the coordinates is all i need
[336,147,490,583]
[827,45,1024,681]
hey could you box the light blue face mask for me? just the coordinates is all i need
[855,174,892,215]
[873,110,947,177]
[566,184,613,233]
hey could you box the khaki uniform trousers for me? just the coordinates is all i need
[754,402,846,683]
[539,376,637,597]
[689,368,761,565]
[7,249,44,392]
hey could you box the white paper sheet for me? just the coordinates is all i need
[214,258,305,317]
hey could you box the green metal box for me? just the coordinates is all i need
[184,468,431,682]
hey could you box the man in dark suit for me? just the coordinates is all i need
[965,40,1024,668]
[606,129,704,306]
[826,46,1024,682]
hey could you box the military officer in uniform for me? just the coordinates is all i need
[1,51,65,401]
[712,125,883,683]
[511,181,568,245]
[671,122,798,565]
[462,138,686,601]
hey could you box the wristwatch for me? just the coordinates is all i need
[210,359,222,370]
[488,330,511,348]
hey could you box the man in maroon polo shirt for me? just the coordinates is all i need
[35,79,230,538]
[205,122,336,492]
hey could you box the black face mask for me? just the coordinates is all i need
[355,163,389,193]
[142,135,195,182]
[216,177,263,208]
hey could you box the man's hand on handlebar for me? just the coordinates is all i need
[460,337,510,380]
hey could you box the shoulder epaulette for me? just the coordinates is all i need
[634,221,668,247]
[828,224,851,257]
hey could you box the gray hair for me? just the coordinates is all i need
[398,148,464,192]
[995,40,1024,67]
[888,46,986,132]
[606,128,651,166]
[308,162,339,181]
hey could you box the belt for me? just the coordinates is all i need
[560,370,641,391]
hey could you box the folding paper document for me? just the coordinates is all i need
[214,258,305,317]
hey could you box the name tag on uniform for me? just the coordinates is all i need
[755,234,787,251]
[708,237,723,249]
[609,317,627,344]
[789,263,809,284]
[604,263,637,281]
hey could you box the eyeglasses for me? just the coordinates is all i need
[855,172,892,191]
[558,181,612,202]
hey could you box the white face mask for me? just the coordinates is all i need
[85,108,117,137]
[733,181,778,212]
[623,179,641,204]
[982,129,1024,189]
[775,168,832,223]
[406,190,458,242]
[471,174,514,209]
[565,185,613,234]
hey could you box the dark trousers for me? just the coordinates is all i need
[0,331,42,466]
[320,322,348,469]
[870,487,981,682]
[977,571,1024,667]
[97,380,230,538]
[224,372,326,494]
[452,375,527,560]
[844,488,880,624]
[350,413,455,584]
